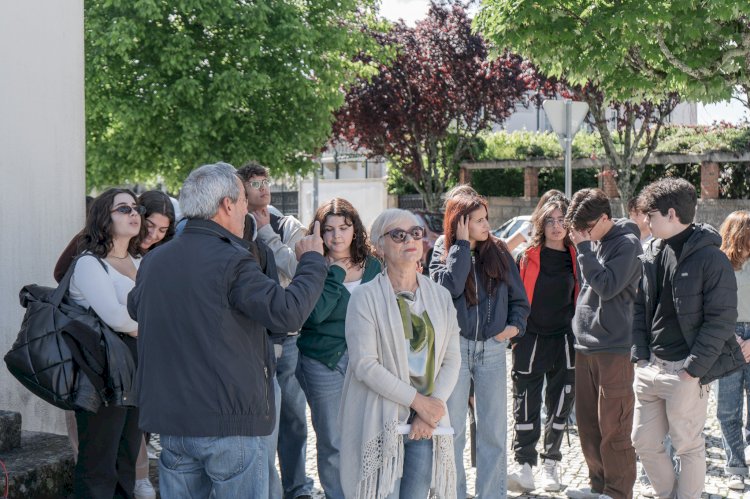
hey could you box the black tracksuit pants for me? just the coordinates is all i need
[511,332,576,466]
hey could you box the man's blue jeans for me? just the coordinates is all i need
[385,438,433,499]
[446,336,508,499]
[717,322,750,475]
[276,335,314,498]
[158,434,269,498]
[266,376,283,499]
[296,352,348,499]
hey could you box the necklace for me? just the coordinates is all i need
[108,253,130,260]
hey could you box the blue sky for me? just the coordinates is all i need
[379,0,749,125]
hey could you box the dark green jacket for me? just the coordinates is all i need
[298,256,381,369]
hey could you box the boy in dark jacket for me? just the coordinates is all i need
[631,178,741,499]
[564,188,643,499]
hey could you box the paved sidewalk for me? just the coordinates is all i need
[148,353,747,498]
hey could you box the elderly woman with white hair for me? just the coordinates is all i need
[338,208,461,499]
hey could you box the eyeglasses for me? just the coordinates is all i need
[544,217,565,227]
[111,205,146,216]
[247,179,270,190]
[586,215,603,235]
[382,226,425,243]
[646,209,661,220]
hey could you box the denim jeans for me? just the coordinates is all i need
[717,322,750,475]
[276,335,314,498]
[446,336,508,499]
[158,434,269,499]
[296,352,348,499]
[266,376,283,499]
[385,438,433,499]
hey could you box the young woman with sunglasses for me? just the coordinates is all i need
[295,198,381,499]
[55,190,174,499]
[431,194,530,499]
[66,188,145,498]
[507,197,579,493]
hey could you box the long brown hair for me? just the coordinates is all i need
[443,194,510,306]
[720,210,750,270]
[309,198,372,266]
[528,198,572,249]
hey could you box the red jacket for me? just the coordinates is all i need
[518,245,580,307]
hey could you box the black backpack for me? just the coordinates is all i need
[4,256,129,412]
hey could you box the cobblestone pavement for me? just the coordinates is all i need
[150,352,747,498]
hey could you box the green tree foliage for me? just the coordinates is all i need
[475,1,689,210]
[85,0,380,190]
[626,1,749,103]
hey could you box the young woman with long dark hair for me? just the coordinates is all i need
[430,194,530,499]
[68,188,144,498]
[507,197,579,493]
[295,198,381,499]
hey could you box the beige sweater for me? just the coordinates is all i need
[338,271,460,499]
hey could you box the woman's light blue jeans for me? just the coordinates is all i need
[717,322,750,475]
[446,336,508,499]
[296,352,348,499]
[385,437,433,499]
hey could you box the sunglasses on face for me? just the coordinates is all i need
[382,226,425,243]
[247,179,270,190]
[111,205,146,215]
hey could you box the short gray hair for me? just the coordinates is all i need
[370,208,420,253]
[180,162,241,220]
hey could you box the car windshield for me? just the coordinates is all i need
[422,213,444,233]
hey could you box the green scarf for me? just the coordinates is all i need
[396,294,436,396]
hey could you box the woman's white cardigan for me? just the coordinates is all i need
[338,271,461,499]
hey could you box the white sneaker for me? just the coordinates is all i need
[745,445,750,466]
[507,462,535,492]
[728,474,745,490]
[541,459,562,492]
[640,484,655,497]
[134,478,156,499]
[565,487,601,499]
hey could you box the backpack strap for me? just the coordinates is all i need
[50,253,108,307]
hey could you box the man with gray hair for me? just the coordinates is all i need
[128,162,327,498]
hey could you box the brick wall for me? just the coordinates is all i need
[487,196,750,230]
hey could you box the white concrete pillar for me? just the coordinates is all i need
[0,1,85,434]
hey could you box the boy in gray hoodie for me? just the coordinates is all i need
[564,188,643,499]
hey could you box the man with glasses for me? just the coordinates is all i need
[563,188,643,499]
[631,178,741,498]
[236,162,315,499]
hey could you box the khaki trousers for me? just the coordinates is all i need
[631,356,709,499]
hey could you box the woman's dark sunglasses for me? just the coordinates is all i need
[382,226,425,243]
[111,205,146,216]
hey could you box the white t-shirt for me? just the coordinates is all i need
[343,279,362,293]
[69,253,140,333]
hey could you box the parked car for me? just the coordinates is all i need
[493,215,532,240]
[410,210,444,272]
[493,215,532,258]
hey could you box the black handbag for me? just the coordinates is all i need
[4,255,127,412]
